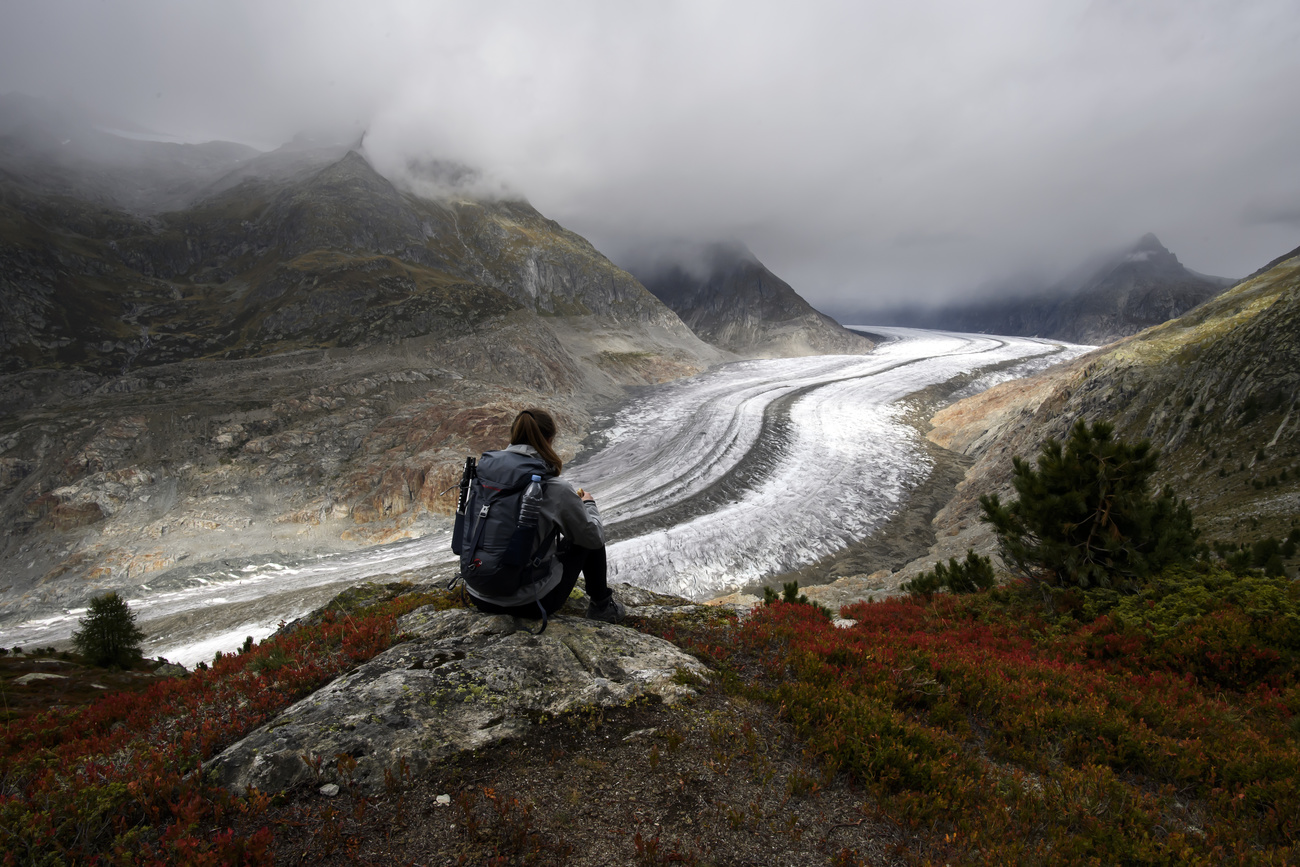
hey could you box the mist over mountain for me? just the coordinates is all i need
[6,9,1300,858]
[628,241,872,357]
[0,92,263,214]
[841,234,1236,345]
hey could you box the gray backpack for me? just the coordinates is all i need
[452,449,558,600]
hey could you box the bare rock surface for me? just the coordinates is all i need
[208,605,708,796]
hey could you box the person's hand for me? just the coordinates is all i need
[576,488,595,502]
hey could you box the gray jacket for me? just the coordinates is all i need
[473,443,604,606]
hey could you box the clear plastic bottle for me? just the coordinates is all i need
[518,474,543,529]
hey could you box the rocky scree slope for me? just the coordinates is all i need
[633,241,872,357]
[915,246,1300,575]
[0,124,725,624]
[859,234,1235,345]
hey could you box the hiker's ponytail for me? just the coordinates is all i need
[510,408,563,474]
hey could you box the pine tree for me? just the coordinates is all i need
[72,592,146,668]
[980,420,1197,594]
[903,550,997,596]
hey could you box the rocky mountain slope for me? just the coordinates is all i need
[0,103,729,625]
[856,234,1236,345]
[912,244,1300,575]
[631,242,872,357]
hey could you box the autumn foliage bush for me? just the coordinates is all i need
[5,568,1297,865]
[0,589,449,865]
[660,566,1300,865]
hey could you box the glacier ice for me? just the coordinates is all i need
[0,328,1089,662]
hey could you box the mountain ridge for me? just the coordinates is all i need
[0,110,731,620]
[850,234,1236,345]
[632,241,873,357]
[901,242,1300,582]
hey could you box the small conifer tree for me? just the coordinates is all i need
[903,550,997,597]
[980,419,1197,594]
[72,592,146,668]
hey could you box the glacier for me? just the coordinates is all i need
[571,328,1088,598]
[0,328,1090,665]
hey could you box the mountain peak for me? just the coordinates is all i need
[702,240,759,272]
[632,241,871,358]
[1131,232,1169,255]
[1117,232,1179,269]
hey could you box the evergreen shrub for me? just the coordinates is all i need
[902,550,996,596]
[762,581,830,618]
[71,591,146,668]
[980,419,1197,595]
[1075,564,1300,690]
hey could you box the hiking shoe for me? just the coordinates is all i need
[586,592,626,624]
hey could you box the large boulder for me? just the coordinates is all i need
[208,606,708,795]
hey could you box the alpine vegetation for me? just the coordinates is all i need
[901,550,997,597]
[70,592,146,669]
[980,420,1198,598]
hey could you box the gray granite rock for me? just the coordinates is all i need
[208,606,707,795]
[14,671,67,685]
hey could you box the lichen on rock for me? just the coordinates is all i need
[208,606,708,795]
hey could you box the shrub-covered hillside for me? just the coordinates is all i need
[3,568,1297,865]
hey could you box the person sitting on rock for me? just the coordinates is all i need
[463,408,625,624]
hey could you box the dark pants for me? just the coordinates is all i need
[470,544,610,618]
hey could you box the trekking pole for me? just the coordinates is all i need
[440,456,478,505]
[456,456,476,515]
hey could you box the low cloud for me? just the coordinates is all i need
[3,0,1300,309]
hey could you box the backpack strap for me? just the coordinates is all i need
[460,502,493,575]
[529,525,561,570]
[532,598,549,635]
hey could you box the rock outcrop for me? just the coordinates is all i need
[632,242,872,357]
[209,605,708,795]
[854,234,1235,345]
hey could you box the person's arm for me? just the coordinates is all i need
[547,480,604,548]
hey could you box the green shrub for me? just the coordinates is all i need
[1081,564,1300,689]
[903,550,996,597]
[762,581,830,618]
[1212,534,1293,577]
[1252,536,1282,567]
[71,592,146,668]
[980,420,1197,596]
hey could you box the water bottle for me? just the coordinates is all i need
[518,475,544,529]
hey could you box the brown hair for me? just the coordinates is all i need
[510,408,563,474]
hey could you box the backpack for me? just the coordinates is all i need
[451,449,559,600]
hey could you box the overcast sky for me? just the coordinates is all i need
[2,0,1299,309]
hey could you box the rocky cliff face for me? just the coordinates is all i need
[632,242,872,357]
[0,103,726,624]
[859,234,1235,345]
[916,245,1300,572]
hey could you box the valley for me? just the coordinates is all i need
[2,328,1089,664]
